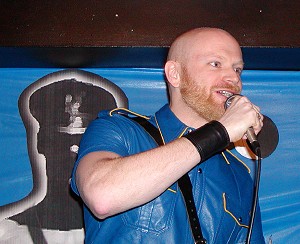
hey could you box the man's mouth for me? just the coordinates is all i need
[217,90,234,98]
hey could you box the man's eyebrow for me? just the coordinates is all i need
[234,61,245,67]
[201,53,224,59]
[196,53,224,62]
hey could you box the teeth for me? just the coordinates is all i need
[219,90,233,98]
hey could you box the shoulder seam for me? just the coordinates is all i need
[109,107,150,120]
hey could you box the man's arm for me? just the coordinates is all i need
[76,96,262,219]
[76,137,199,219]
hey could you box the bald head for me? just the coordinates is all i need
[164,27,244,125]
[167,28,241,63]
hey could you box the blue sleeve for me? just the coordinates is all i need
[70,113,132,196]
[78,116,131,159]
[70,112,156,196]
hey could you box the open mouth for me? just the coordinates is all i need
[217,90,234,98]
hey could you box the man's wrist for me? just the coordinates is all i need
[183,121,230,162]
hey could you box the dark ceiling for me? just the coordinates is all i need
[0,1,299,69]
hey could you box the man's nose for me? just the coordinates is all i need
[223,68,241,85]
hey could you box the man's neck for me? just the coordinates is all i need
[169,103,208,129]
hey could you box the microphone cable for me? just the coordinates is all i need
[224,94,266,243]
[246,145,262,244]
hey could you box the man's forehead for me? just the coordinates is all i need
[190,46,243,64]
[169,28,241,62]
[198,51,243,60]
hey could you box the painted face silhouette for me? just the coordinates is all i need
[3,70,128,236]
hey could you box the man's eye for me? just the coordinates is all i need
[235,67,243,75]
[210,61,221,67]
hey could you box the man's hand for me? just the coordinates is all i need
[219,96,263,143]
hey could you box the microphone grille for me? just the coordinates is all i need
[224,94,240,110]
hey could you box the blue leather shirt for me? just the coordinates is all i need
[71,104,265,243]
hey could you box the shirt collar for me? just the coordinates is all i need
[154,104,189,143]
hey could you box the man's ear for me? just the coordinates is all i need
[165,61,180,88]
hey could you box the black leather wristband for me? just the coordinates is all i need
[183,121,230,162]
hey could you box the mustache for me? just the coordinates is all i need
[217,85,241,94]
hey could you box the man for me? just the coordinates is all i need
[71,27,265,243]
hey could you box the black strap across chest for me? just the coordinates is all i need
[132,116,207,244]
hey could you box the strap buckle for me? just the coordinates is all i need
[195,239,207,244]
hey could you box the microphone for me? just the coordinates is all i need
[224,95,279,244]
[224,94,260,154]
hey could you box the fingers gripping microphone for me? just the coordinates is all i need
[224,94,261,154]
[225,95,279,158]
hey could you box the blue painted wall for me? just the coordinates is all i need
[0,68,299,243]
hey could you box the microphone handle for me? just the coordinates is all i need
[247,127,260,154]
[246,127,257,143]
